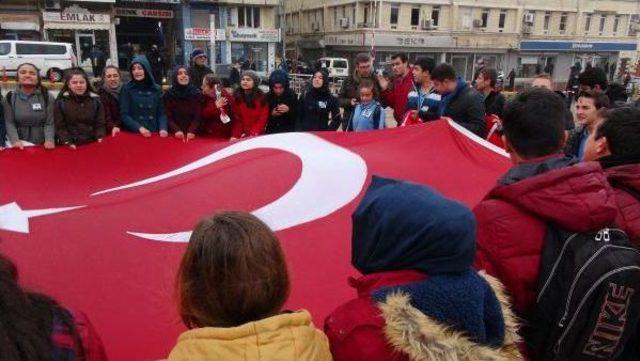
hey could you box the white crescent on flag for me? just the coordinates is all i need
[92,133,369,242]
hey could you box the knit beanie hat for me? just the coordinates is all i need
[191,48,206,60]
[241,70,260,86]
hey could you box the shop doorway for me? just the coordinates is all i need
[76,32,95,74]
[116,16,169,70]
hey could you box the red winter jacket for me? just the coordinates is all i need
[324,270,425,361]
[381,71,413,125]
[231,93,268,138]
[604,164,640,244]
[200,92,233,140]
[473,156,618,316]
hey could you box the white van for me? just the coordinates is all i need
[319,57,349,78]
[0,40,77,82]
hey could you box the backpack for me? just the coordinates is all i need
[527,226,640,361]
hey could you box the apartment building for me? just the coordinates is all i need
[285,0,640,84]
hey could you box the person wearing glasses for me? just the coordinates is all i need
[188,48,213,89]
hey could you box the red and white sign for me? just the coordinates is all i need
[115,8,174,19]
[0,121,509,360]
[184,27,226,41]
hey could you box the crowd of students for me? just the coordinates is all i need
[2,50,640,361]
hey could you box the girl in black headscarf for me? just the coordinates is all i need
[164,65,202,141]
[297,69,341,131]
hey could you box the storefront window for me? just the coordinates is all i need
[231,42,268,72]
[517,56,555,78]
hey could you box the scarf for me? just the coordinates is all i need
[102,84,122,101]
[167,65,200,100]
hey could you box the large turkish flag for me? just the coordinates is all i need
[0,120,510,360]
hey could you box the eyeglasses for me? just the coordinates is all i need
[196,55,207,59]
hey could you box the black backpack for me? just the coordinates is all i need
[528,226,640,360]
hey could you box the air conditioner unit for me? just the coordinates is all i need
[45,0,61,10]
[421,19,435,30]
[522,24,533,34]
[312,22,320,31]
[339,18,349,28]
[524,13,534,25]
[472,19,483,28]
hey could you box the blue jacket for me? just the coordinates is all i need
[347,101,385,132]
[120,55,168,132]
[405,84,441,121]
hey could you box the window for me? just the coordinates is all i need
[17,43,66,55]
[498,10,507,29]
[411,7,420,27]
[613,15,620,34]
[559,13,567,33]
[334,7,338,27]
[481,9,489,28]
[543,11,551,31]
[352,5,356,26]
[0,43,10,56]
[238,6,260,28]
[431,6,440,27]
[599,15,606,33]
[585,13,592,32]
[364,7,369,24]
[390,5,399,29]
[334,60,348,68]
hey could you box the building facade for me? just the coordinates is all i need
[180,0,281,76]
[285,0,640,86]
[0,0,281,78]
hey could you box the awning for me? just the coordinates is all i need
[1,22,40,31]
[44,22,110,30]
[0,14,40,31]
[43,11,111,31]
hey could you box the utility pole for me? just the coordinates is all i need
[281,0,286,68]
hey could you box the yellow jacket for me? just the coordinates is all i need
[167,310,333,361]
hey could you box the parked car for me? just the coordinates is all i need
[318,57,349,78]
[0,40,77,82]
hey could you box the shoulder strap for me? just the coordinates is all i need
[6,91,12,106]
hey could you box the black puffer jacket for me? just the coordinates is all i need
[266,70,298,133]
[297,70,341,131]
[440,77,486,137]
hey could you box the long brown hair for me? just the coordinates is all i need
[177,211,290,328]
[0,253,85,361]
[58,67,95,99]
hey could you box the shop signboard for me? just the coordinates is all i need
[115,8,174,19]
[521,40,637,52]
[227,28,280,43]
[184,28,226,41]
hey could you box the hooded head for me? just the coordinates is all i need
[129,55,157,87]
[352,176,476,275]
[268,69,290,92]
[166,65,200,100]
